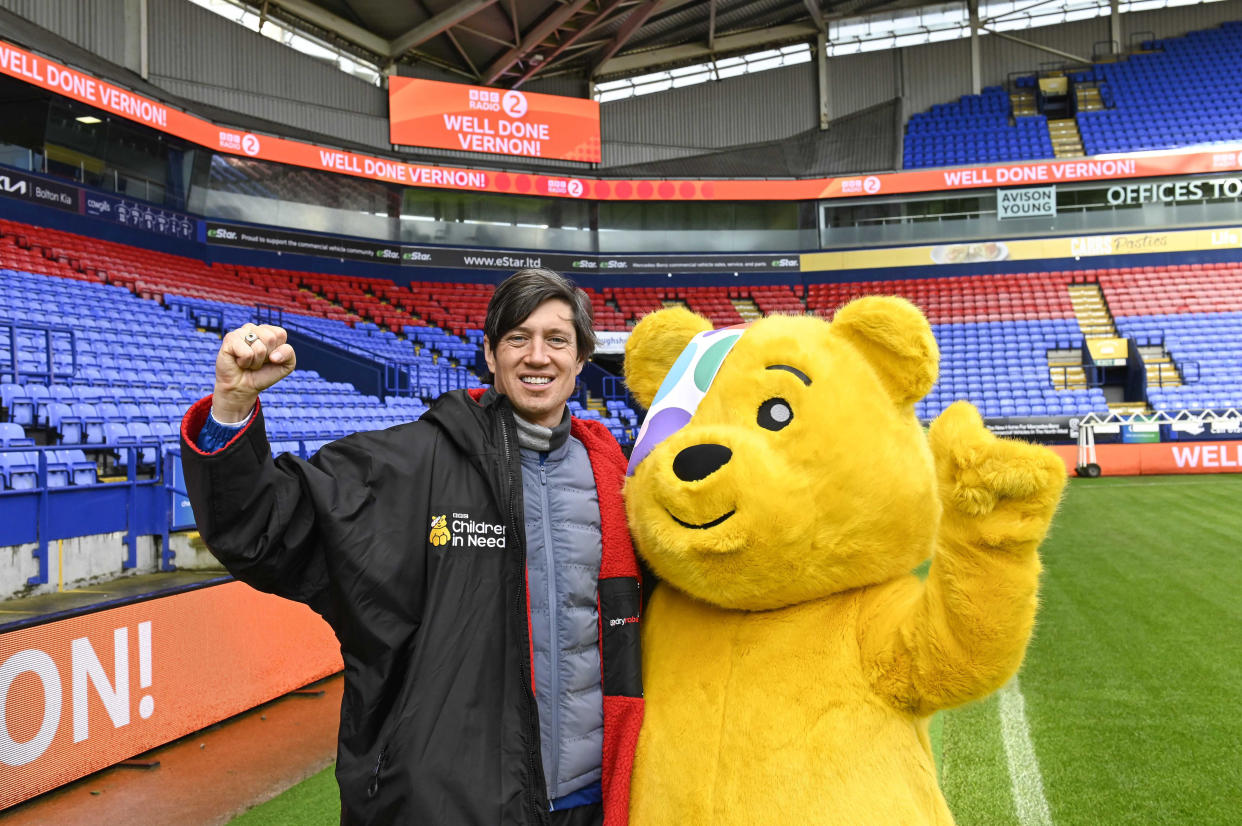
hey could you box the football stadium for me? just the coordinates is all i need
[0,0,1240,822]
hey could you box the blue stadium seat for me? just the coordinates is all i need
[9,384,43,426]
[0,422,35,447]
[0,451,37,491]
[96,402,125,423]
[44,451,70,488]
[127,422,158,466]
[149,420,178,443]
[47,402,81,444]
[58,449,98,486]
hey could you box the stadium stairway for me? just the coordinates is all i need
[1067,282,1116,339]
[1048,118,1086,158]
[1010,88,1037,117]
[1139,343,1183,391]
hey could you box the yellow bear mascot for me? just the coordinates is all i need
[623,297,1065,826]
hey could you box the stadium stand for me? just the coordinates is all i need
[806,273,1110,419]
[1078,21,1242,156]
[0,266,443,485]
[0,219,645,459]
[28,215,1241,434]
[13,210,1242,432]
[903,86,1054,168]
[1099,262,1242,412]
[905,21,1242,168]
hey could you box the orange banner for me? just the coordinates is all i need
[1049,441,1242,476]
[389,77,600,162]
[3,37,1240,200]
[0,581,341,808]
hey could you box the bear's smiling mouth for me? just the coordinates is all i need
[667,509,735,530]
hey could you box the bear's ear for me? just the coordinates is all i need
[830,296,939,406]
[624,306,713,409]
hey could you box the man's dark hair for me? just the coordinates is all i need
[484,268,596,363]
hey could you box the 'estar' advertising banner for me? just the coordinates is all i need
[202,220,802,272]
[389,77,601,163]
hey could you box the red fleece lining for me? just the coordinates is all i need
[180,395,261,456]
[575,417,644,826]
[601,696,644,826]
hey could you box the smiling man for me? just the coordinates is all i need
[180,268,643,826]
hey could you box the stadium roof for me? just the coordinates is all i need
[245,0,928,86]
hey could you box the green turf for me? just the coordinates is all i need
[229,764,339,825]
[940,475,1242,824]
[940,694,1018,825]
[234,476,1242,825]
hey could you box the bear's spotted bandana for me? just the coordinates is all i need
[627,322,751,476]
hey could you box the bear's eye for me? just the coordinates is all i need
[757,398,793,431]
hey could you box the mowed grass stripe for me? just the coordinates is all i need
[941,474,1242,826]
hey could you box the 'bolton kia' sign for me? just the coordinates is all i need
[389,77,600,163]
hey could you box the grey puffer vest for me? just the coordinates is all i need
[520,429,605,803]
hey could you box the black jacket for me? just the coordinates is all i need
[180,389,643,825]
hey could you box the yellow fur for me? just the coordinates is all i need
[624,298,1066,825]
[624,306,713,409]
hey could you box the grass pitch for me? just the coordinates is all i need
[232,475,1242,825]
[229,764,338,825]
[942,475,1242,825]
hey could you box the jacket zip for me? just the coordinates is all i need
[368,746,387,798]
[537,453,560,800]
[500,411,549,824]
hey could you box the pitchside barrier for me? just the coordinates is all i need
[1055,409,1242,476]
[1050,440,1242,475]
[0,579,342,809]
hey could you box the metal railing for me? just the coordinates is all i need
[0,441,172,585]
[0,320,77,384]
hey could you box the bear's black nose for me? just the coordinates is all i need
[673,444,732,482]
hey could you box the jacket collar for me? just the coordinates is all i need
[421,388,506,465]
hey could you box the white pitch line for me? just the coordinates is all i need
[998,677,1054,826]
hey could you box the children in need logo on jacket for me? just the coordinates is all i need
[430,512,507,548]
[428,515,451,546]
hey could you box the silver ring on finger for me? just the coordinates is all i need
[243,332,259,345]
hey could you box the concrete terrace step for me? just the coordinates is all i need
[732,298,762,321]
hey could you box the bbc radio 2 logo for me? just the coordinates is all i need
[841,175,883,195]
[547,178,585,198]
[502,91,528,119]
[430,513,506,548]
[218,131,262,156]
